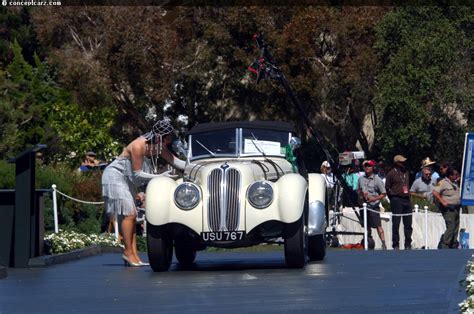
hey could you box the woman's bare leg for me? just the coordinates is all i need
[132,231,142,262]
[122,215,140,263]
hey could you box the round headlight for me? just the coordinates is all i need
[174,183,200,210]
[248,181,273,209]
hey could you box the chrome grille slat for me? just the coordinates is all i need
[226,169,240,230]
[207,166,241,232]
[208,169,221,231]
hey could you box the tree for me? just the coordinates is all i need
[0,40,119,164]
[0,7,40,67]
[374,6,473,169]
[0,39,60,159]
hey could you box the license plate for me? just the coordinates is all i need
[201,231,246,242]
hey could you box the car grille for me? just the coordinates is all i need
[208,167,241,231]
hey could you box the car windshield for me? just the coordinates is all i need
[189,128,291,160]
[190,129,238,159]
[241,128,290,156]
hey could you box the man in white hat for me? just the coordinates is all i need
[321,161,337,210]
[415,157,439,181]
[385,154,412,250]
[410,158,437,202]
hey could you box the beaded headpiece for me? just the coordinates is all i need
[143,119,175,142]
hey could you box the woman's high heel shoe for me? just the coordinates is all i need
[122,255,143,267]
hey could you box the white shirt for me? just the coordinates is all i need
[322,172,337,189]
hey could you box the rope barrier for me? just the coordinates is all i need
[52,185,104,205]
[336,205,430,217]
[51,184,109,235]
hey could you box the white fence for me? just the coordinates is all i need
[329,203,470,250]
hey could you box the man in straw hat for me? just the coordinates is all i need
[410,157,437,203]
[415,157,439,181]
[385,154,412,250]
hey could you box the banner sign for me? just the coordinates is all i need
[461,133,474,206]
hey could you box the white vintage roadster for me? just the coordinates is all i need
[145,121,327,271]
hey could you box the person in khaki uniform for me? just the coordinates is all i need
[432,166,461,249]
[358,160,387,250]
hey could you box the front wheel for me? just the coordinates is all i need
[308,234,326,261]
[284,216,307,268]
[175,238,197,266]
[147,222,173,272]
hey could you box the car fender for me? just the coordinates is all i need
[276,173,308,223]
[246,173,307,232]
[307,173,327,235]
[145,176,202,234]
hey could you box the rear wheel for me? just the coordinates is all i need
[284,216,307,268]
[308,234,326,261]
[147,222,173,272]
[174,238,197,266]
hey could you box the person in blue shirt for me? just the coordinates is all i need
[78,151,100,172]
[415,157,439,181]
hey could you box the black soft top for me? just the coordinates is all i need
[186,120,295,135]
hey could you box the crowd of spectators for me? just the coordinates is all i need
[322,155,462,250]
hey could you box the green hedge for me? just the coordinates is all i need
[0,160,105,234]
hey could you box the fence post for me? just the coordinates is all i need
[52,184,59,234]
[114,213,119,239]
[363,203,368,251]
[424,206,428,249]
[414,204,419,213]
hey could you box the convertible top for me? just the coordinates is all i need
[186,120,295,135]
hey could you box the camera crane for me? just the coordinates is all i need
[247,33,365,246]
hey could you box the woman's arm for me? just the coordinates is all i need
[159,143,186,171]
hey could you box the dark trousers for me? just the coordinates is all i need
[440,206,460,249]
[391,197,412,248]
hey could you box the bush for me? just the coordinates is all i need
[0,160,15,189]
[0,160,105,234]
[44,230,122,254]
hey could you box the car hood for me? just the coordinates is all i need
[184,158,295,186]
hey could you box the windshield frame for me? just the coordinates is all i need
[188,128,292,161]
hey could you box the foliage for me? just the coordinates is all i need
[0,6,472,202]
[29,7,390,169]
[44,230,122,254]
[0,39,63,160]
[459,258,474,312]
[0,7,40,67]
[374,7,473,170]
[0,160,15,189]
[0,35,120,165]
[136,235,147,253]
[44,169,104,233]
[47,101,121,164]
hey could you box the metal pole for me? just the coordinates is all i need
[52,184,58,234]
[114,213,119,239]
[363,203,368,251]
[424,206,428,250]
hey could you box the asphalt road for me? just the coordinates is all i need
[0,249,471,313]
